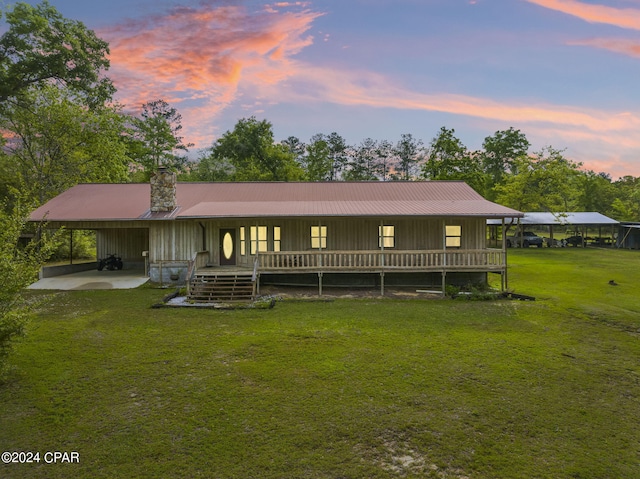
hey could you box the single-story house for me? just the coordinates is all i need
[30,169,522,299]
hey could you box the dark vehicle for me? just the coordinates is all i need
[564,235,586,247]
[98,253,123,271]
[506,231,544,248]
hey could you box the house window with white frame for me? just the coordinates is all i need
[311,226,327,249]
[445,225,461,248]
[250,226,268,254]
[273,226,281,252]
[378,225,395,248]
[240,227,246,256]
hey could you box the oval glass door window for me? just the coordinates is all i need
[223,232,234,260]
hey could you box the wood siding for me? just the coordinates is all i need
[97,228,149,263]
[148,222,201,263]
[191,217,487,260]
[45,217,500,281]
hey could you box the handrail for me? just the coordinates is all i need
[252,256,259,282]
[186,251,209,294]
[257,249,505,272]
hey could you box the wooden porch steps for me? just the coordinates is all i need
[187,272,256,303]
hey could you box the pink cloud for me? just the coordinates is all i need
[526,0,640,30]
[570,37,640,58]
[276,66,640,134]
[101,3,322,147]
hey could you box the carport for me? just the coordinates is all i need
[489,212,619,247]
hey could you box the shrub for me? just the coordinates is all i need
[0,199,59,378]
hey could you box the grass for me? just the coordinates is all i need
[1,248,639,478]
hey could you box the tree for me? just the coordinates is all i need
[0,196,59,378]
[481,128,530,177]
[192,149,234,182]
[0,85,130,205]
[201,117,304,181]
[480,127,530,199]
[376,139,396,182]
[575,170,616,216]
[129,100,193,177]
[421,127,484,192]
[281,136,306,166]
[343,138,381,181]
[611,176,640,221]
[326,132,349,181]
[394,133,423,180]
[494,147,582,212]
[303,134,333,181]
[0,1,114,110]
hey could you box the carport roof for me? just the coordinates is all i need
[488,212,619,226]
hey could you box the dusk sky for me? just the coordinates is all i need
[10,0,640,178]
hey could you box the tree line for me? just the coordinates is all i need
[190,118,640,222]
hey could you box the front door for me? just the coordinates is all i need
[219,229,236,266]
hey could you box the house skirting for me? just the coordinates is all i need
[149,261,190,284]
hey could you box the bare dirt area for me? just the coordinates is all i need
[258,285,444,300]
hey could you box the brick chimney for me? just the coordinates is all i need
[150,167,177,212]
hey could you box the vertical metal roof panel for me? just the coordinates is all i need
[30,181,523,222]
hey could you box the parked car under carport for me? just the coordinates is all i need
[506,231,544,248]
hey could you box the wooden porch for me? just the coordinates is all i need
[187,249,507,301]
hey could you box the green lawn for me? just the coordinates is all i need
[1,248,639,478]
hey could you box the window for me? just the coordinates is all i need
[273,226,281,252]
[378,225,395,248]
[311,226,327,249]
[251,226,268,254]
[240,227,246,256]
[445,225,461,248]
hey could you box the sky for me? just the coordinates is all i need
[6,0,640,178]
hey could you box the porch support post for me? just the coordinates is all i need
[380,219,384,296]
[519,219,524,248]
[442,220,447,297]
[502,218,507,292]
[69,229,73,265]
[317,221,323,296]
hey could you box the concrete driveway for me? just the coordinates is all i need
[29,269,150,291]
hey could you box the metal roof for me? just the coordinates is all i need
[30,181,522,222]
[487,212,619,226]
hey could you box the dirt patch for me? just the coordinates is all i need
[72,282,113,290]
[258,285,444,300]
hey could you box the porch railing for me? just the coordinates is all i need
[257,249,505,272]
